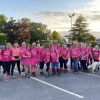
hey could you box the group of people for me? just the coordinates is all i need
[0,41,100,81]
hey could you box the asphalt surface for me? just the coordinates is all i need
[0,68,100,100]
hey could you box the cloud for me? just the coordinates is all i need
[16,0,100,38]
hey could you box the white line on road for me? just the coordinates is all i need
[31,77,84,99]
[79,72,100,78]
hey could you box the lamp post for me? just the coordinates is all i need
[69,13,75,42]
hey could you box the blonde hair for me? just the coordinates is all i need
[13,42,19,48]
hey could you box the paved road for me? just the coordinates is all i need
[0,70,100,100]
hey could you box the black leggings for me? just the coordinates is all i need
[62,59,68,69]
[11,60,21,76]
[59,57,63,69]
[46,62,50,72]
[2,61,10,74]
[0,61,2,68]
[81,60,87,71]
[40,62,45,70]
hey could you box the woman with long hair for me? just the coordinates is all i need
[11,42,21,78]
[22,44,31,78]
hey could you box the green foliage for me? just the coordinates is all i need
[0,33,6,44]
[71,15,96,43]
[0,14,7,33]
[30,22,51,43]
[90,41,97,47]
[21,18,31,23]
[35,40,51,47]
[50,31,61,42]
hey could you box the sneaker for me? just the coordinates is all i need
[3,76,9,81]
[73,71,79,74]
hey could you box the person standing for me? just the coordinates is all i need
[2,43,11,81]
[39,45,45,75]
[22,44,31,78]
[11,42,21,78]
[20,42,27,72]
[61,44,69,73]
[80,43,89,72]
[92,45,100,62]
[70,43,80,73]
[31,42,38,76]
[50,46,60,76]
[44,45,51,77]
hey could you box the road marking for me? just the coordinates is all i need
[79,72,100,78]
[15,70,84,98]
[31,77,84,99]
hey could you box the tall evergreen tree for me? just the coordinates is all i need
[71,15,96,43]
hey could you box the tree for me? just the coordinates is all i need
[0,14,7,33]
[0,33,6,44]
[71,15,96,43]
[4,17,30,44]
[30,22,51,43]
[50,31,61,42]
[21,18,31,24]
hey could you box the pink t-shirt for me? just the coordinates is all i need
[92,49,100,60]
[51,49,59,62]
[70,47,80,59]
[57,47,62,55]
[20,47,26,55]
[2,49,11,62]
[39,49,45,62]
[86,47,91,55]
[53,44,58,49]
[31,48,38,59]
[30,47,38,64]
[22,49,31,61]
[11,47,20,60]
[44,49,51,63]
[37,47,42,62]
[61,49,69,60]
[80,48,89,60]
[0,49,2,60]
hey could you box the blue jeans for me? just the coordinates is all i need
[72,59,79,72]
[51,62,59,68]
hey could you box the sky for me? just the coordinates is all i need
[0,0,100,38]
